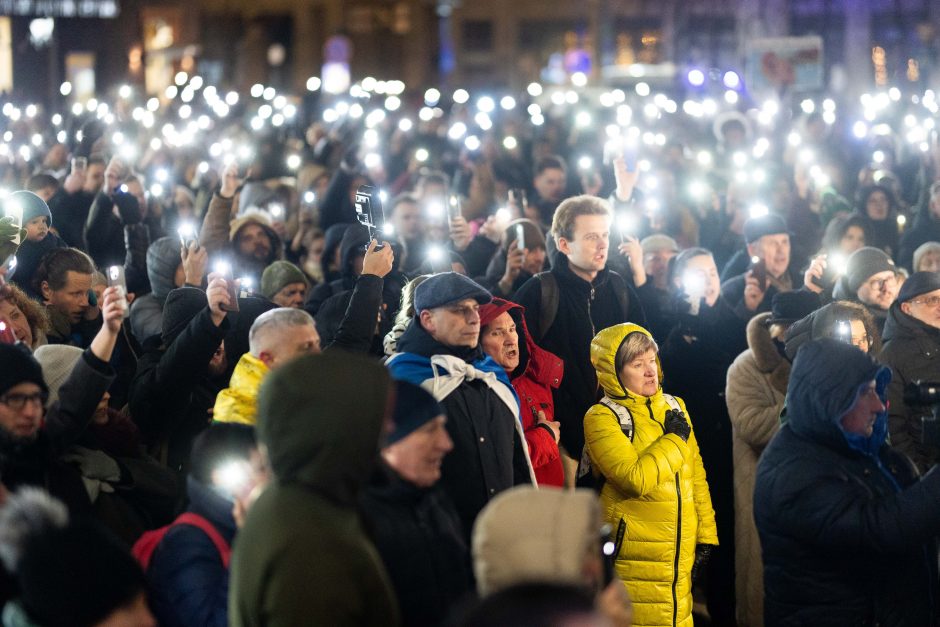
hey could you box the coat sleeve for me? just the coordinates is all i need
[680,399,719,545]
[319,167,357,232]
[726,354,783,449]
[325,275,383,354]
[583,404,689,498]
[883,357,928,472]
[199,194,235,255]
[84,192,123,265]
[525,424,560,469]
[44,350,116,455]
[761,455,940,555]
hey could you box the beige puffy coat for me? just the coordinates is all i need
[724,313,790,627]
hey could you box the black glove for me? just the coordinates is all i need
[663,408,691,442]
[112,191,141,225]
[691,544,714,583]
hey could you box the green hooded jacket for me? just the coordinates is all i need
[229,351,400,627]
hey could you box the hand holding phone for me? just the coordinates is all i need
[106,265,129,319]
[749,257,768,290]
[213,261,240,312]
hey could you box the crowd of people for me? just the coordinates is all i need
[0,68,939,627]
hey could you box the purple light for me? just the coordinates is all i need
[687,69,706,87]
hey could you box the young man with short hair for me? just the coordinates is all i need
[513,195,645,478]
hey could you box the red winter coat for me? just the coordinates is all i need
[480,298,565,486]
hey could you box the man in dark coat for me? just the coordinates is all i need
[360,381,473,627]
[387,272,535,537]
[230,351,399,626]
[513,195,645,469]
[128,278,231,472]
[879,271,940,475]
[754,338,940,627]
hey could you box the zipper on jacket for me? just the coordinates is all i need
[588,286,596,335]
[648,398,680,627]
[672,471,681,627]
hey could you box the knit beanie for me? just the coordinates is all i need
[17,518,148,627]
[845,247,896,293]
[146,236,183,303]
[33,344,83,406]
[261,261,309,300]
[0,343,47,398]
[387,380,444,445]
[4,191,52,227]
[161,287,208,345]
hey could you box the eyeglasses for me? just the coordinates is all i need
[867,275,897,291]
[0,391,47,411]
[849,334,872,349]
[910,296,940,307]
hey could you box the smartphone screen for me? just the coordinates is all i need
[214,261,240,312]
[515,224,526,250]
[107,265,129,318]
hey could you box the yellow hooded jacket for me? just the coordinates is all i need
[213,353,269,426]
[584,323,718,627]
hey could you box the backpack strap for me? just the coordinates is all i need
[174,513,232,569]
[133,513,231,572]
[536,272,559,342]
[598,396,635,442]
[662,393,682,414]
[577,396,635,490]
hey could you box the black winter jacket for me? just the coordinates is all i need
[128,308,229,472]
[388,322,533,538]
[85,191,152,294]
[879,302,940,475]
[755,339,940,627]
[513,253,646,458]
[360,465,473,627]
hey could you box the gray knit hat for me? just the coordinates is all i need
[845,247,896,293]
[33,344,83,406]
[146,236,182,303]
[260,261,309,300]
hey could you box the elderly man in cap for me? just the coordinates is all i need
[721,213,801,321]
[879,271,940,474]
[260,261,309,309]
[832,246,899,334]
[387,272,535,538]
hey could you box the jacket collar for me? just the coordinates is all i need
[552,252,610,295]
[747,312,790,393]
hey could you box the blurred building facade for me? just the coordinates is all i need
[1,0,938,102]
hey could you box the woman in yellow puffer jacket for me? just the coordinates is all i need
[583,322,718,627]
